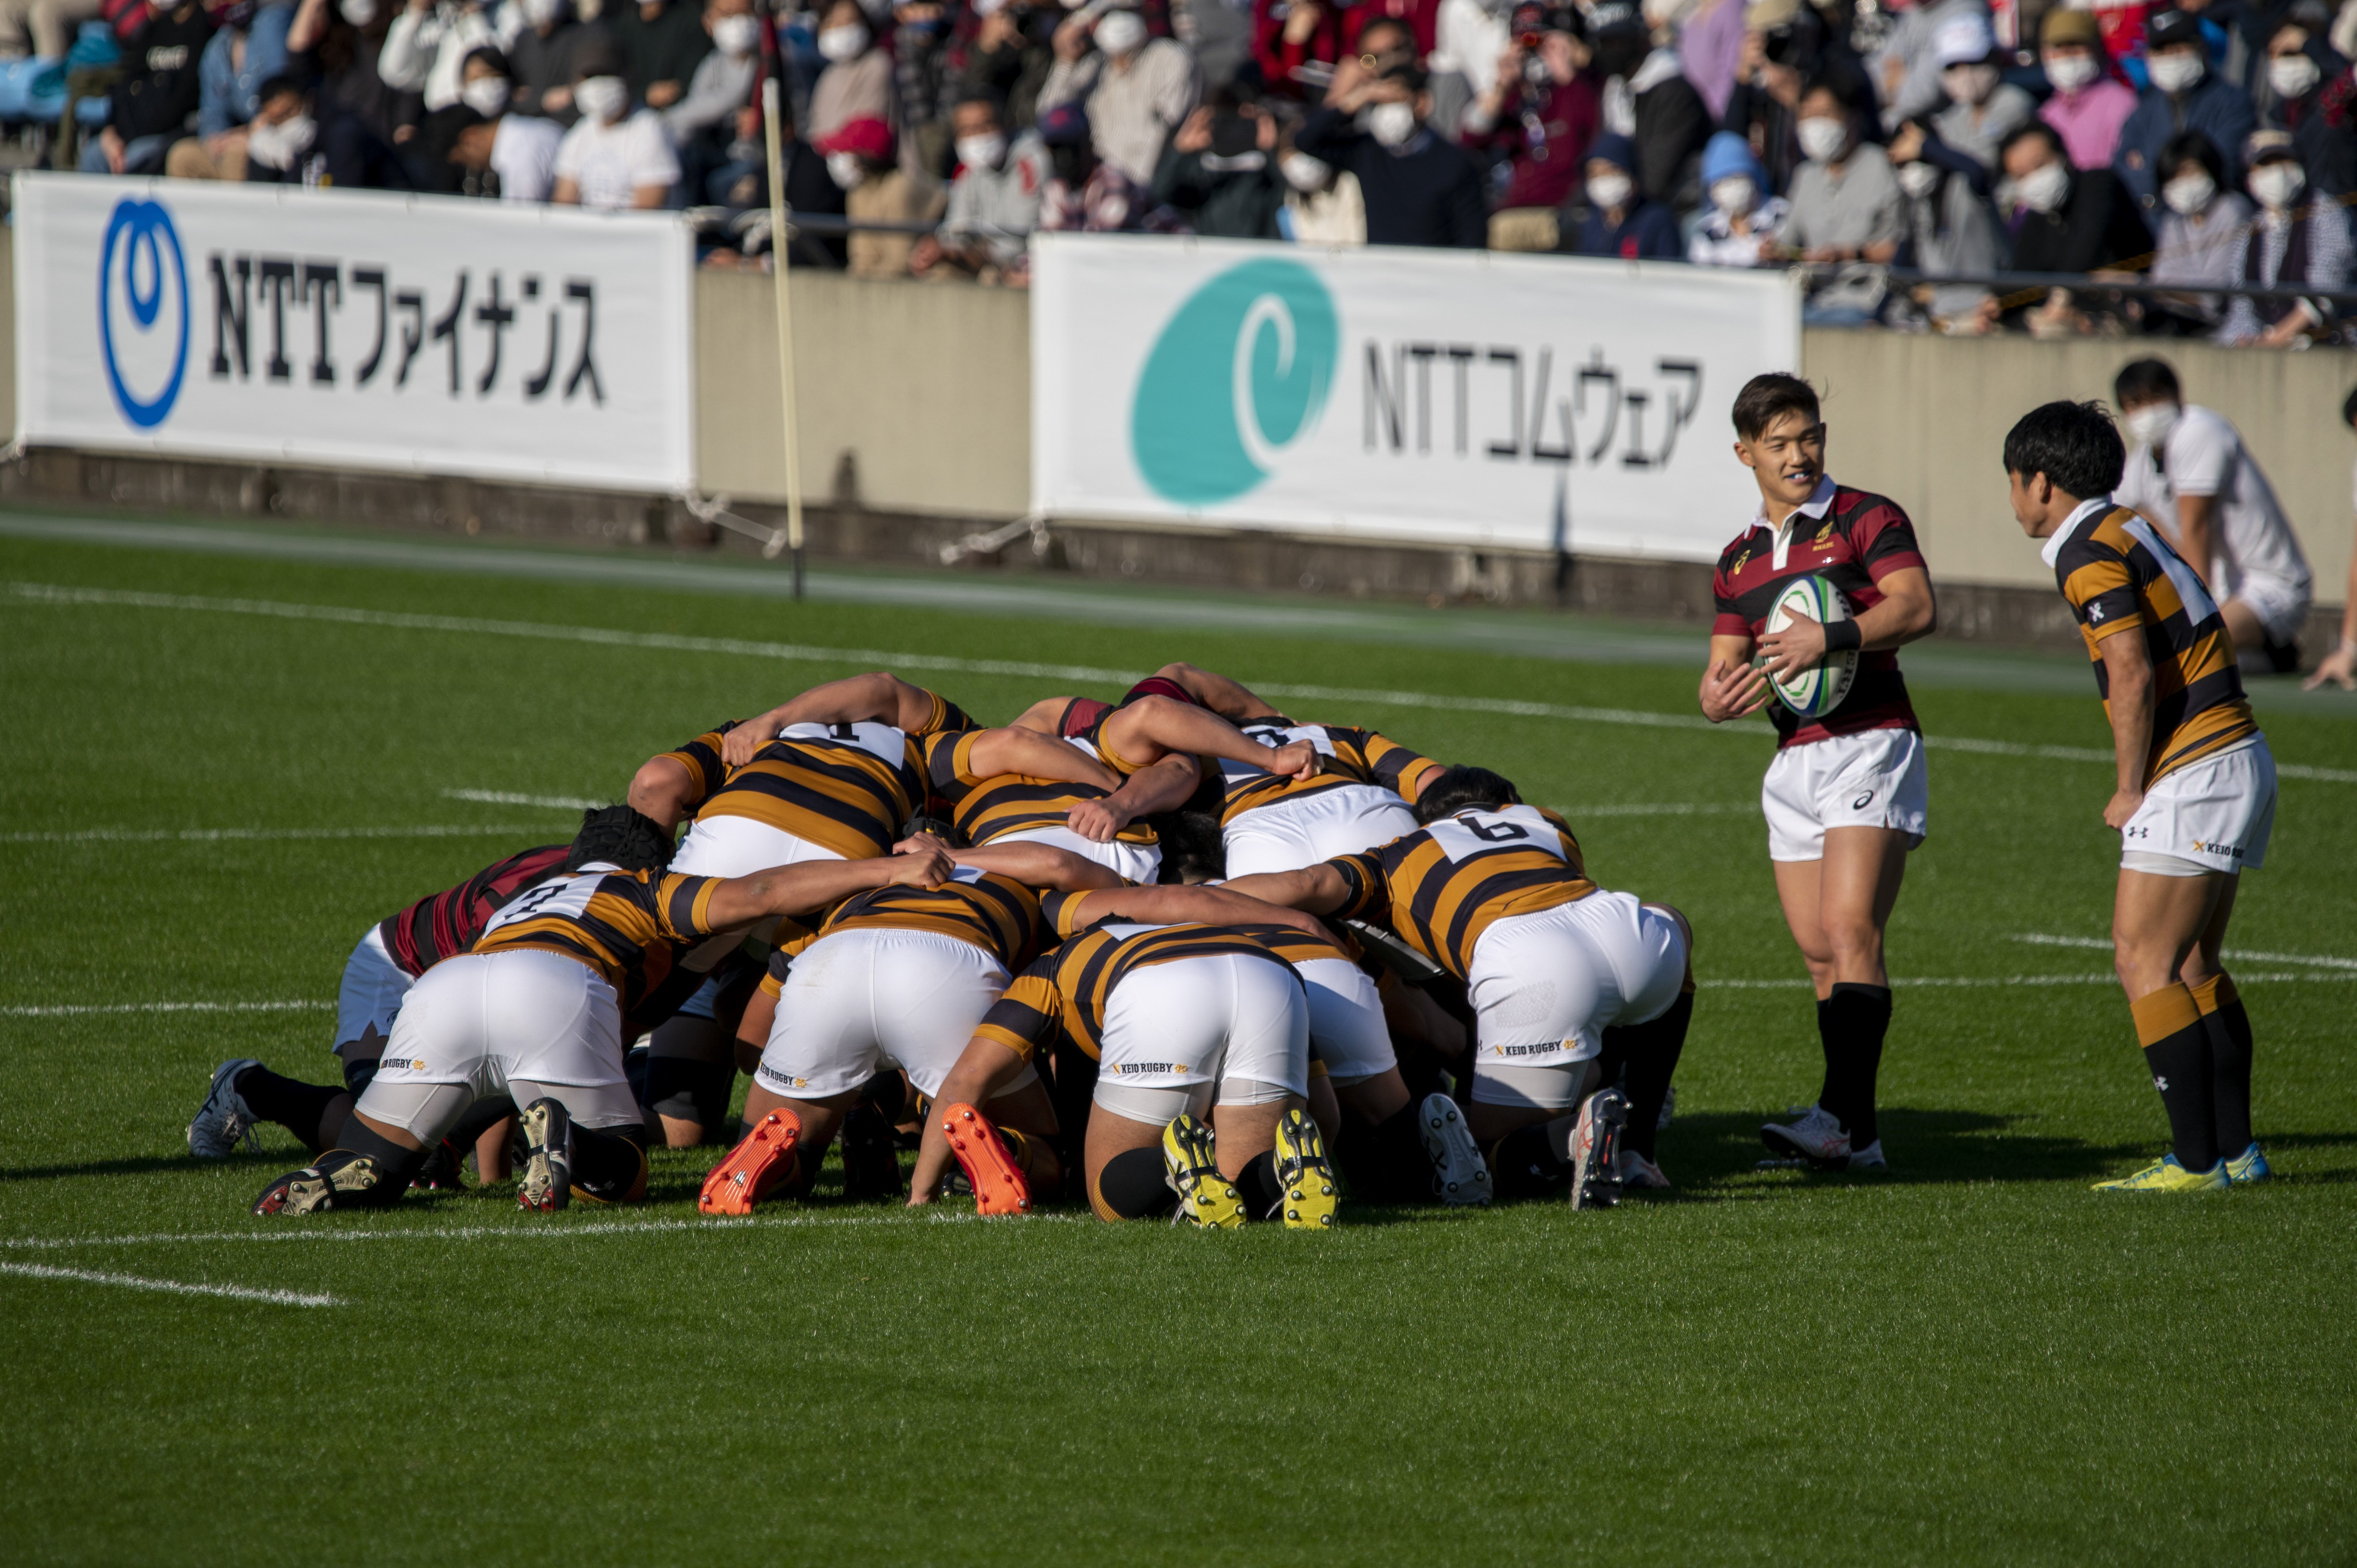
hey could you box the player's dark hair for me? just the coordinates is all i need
[2157,129,2223,186]
[2001,400,2125,499]
[952,88,1005,121]
[256,72,310,105]
[1152,811,1227,884]
[1730,373,1821,440]
[1998,118,2067,164]
[2113,357,2181,408]
[1412,766,1521,823]
[566,805,676,873]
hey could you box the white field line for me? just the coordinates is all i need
[2015,932,2357,970]
[444,788,604,810]
[1579,803,1753,816]
[0,1211,1090,1252]
[2,823,560,845]
[2,1000,331,1018]
[17,581,2354,783]
[0,1259,340,1306]
[1703,972,2353,989]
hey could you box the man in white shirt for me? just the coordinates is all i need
[1037,0,1198,187]
[2112,357,2313,671]
[552,42,681,208]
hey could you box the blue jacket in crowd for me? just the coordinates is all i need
[198,0,294,139]
[2112,72,2256,212]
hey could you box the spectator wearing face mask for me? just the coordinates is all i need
[1778,79,1904,320]
[1868,0,1985,131]
[287,0,410,147]
[1462,4,1601,251]
[1039,0,1199,186]
[911,90,1049,277]
[808,0,892,144]
[1586,1,1710,212]
[1990,119,2152,330]
[1274,135,1366,241]
[1927,12,2030,173]
[2143,128,2249,330]
[820,112,945,274]
[2116,8,2256,208]
[959,0,1057,131]
[380,0,498,111]
[1035,98,1163,233]
[1153,88,1287,237]
[1569,129,1682,256]
[891,0,959,173]
[508,0,604,124]
[2218,127,2352,342]
[81,0,215,175]
[1884,115,2006,327]
[1721,0,1877,201]
[1689,129,1788,264]
[609,0,709,112]
[2035,7,2138,170]
[553,40,681,204]
[160,0,293,180]
[421,42,560,194]
[1296,56,1487,244]
[243,68,411,183]
[2257,12,2351,196]
[664,0,761,192]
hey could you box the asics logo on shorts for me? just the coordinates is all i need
[1852,790,1875,809]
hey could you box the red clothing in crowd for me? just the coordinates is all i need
[1469,72,1601,210]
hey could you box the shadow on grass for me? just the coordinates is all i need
[1657,1108,2141,1194]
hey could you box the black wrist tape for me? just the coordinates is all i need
[1823,619,1863,653]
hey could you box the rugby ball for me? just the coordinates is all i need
[1760,576,1858,719]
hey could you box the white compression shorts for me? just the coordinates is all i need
[1090,952,1309,1123]
[1222,784,1419,877]
[357,948,643,1137]
[2121,735,2276,876]
[1760,727,1929,863]
[1465,892,1687,1107]
[2227,573,2311,647]
[670,813,846,879]
[1293,955,1395,1086]
[755,925,1028,1102]
[334,925,414,1054]
[983,824,1161,886]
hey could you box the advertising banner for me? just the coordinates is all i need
[13,172,695,493]
[1032,233,1802,562]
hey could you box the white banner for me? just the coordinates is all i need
[1032,233,1802,562]
[12,173,695,493]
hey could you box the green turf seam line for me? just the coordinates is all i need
[0,1212,1092,1250]
[445,788,605,809]
[17,581,2355,781]
[2013,932,2357,969]
[2,823,569,845]
[0,1260,341,1306]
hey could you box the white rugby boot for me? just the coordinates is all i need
[1617,1147,1671,1190]
[1417,1093,1491,1206]
[1759,1103,1864,1170]
[188,1058,262,1159]
[1569,1089,1628,1210]
[1845,1139,1887,1171]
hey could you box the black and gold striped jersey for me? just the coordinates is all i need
[819,867,1044,969]
[1216,719,1441,825]
[2050,504,2258,788]
[1037,888,1369,976]
[470,863,732,1015]
[974,923,1301,1063]
[688,689,975,860]
[1326,803,1592,980]
[928,737,1159,849]
[652,721,742,818]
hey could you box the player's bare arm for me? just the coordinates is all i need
[1067,752,1199,841]
[1099,695,1320,780]
[2097,629,2157,830]
[1755,566,1937,684]
[1221,864,1353,916]
[908,1038,1028,1203]
[1699,634,1772,722]
[950,841,1130,891]
[963,724,1125,792]
[704,843,954,928]
[721,672,939,765]
[1057,882,1331,940]
[1145,662,1280,721]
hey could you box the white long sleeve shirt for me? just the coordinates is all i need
[380,0,498,111]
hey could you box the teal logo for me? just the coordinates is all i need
[1131,258,1338,505]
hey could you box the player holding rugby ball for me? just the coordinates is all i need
[1698,374,1940,1171]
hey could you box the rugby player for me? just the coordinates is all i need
[1224,766,1694,1206]
[250,808,956,1215]
[2004,399,2276,1192]
[1698,373,1937,1172]
[188,841,570,1176]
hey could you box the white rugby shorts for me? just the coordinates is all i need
[1222,784,1420,877]
[1465,893,1687,1104]
[334,925,414,1053]
[1294,955,1396,1085]
[986,823,1160,885]
[756,926,1016,1101]
[359,948,641,1135]
[670,813,846,878]
[1091,952,1309,1122]
[2121,735,2276,876]
[1761,727,1929,862]
[2228,574,2311,646]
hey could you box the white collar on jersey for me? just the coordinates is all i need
[1755,475,1838,570]
[2039,494,2114,569]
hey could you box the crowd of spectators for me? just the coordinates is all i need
[44,0,2357,339]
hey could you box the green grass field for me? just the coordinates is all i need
[4,512,2355,1565]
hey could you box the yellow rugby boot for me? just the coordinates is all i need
[1270,1107,1339,1230]
[1161,1114,1245,1229]
[2092,1153,2230,1192]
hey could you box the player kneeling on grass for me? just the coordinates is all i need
[1224,767,1694,1206]
[251,808,956,1215]
[2003,400,2276,1192]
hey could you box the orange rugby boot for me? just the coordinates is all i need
[939,1104,1031,1215]
[698,1109,802,1216]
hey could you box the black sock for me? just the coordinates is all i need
[2131,984,2219,1171]
[1235,1150,1283,1219]
[643,1057,735,1138]
[1335,1100,1429,1203]
[1489,1123,1569,1201]
[447,1094,518,1153]
[329,1121,427,1205]
[233,1066,343,1152]
[1611,990,1693,1161]
[1096,1145,1176,1219]
[569,1124,650,1203]
[1819,984,1891,1148]
[2198,978,2255,1158]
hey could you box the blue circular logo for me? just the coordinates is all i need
[1130,258,1339,507]
[97,197,191,429]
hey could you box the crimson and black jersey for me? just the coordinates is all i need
[1711,481,1927,749]
[1053,674,1200,741]
[376,845,570,978]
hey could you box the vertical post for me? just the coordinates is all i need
[762,75,806,599]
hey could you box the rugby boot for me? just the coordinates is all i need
[1845,1139,1887,1171]
[1759,1103,1854,1169]
[2093,1153,2230,1192]
[2225,1142,2271,1185]
[837,1099,903,1201]
[252,1150,391,1216]
[939,1104,1031,1215]
[1161,1114,1245,1229]
[698,1109,802,1216]
[1418,1093,1492,1206]
[410,1137,465,1191]
[187,1058,262,1159]
[1569,1088,1629,1210]
[1617,1147,1671,1191]
[1270,1107,1340,1229]
[516,1098,573,1213]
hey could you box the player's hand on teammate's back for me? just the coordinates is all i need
[1066,799,1125,842]
[886,843,957,887]
[1266,740,1321,780]
[721,720,783,769]
[1756,609,1827,683]
[893,830,952,858]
